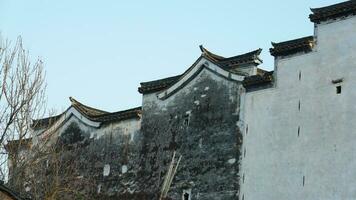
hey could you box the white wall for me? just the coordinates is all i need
[93,118,141,142]
[240,16,356,200]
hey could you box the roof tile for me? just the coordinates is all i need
[270,36,314,57]
[310,1,356,23]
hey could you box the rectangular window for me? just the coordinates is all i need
[336,86,341,94]
[183,189,191,200]
[299,71,301,81]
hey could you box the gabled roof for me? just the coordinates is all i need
[270,36,314,57]
[138,75,182,94]
[200,45,263,68]
[4,138,32,152]
[138,46,263,94]
[310,0,356,23]
[243,71,274,91]
[91,107,142,123]
[69,97,108,118]
[31,114,63,129]
[32,97,142,129]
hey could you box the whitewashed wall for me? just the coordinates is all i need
[240,16,356,200]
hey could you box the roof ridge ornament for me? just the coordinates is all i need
[69,96,78,105]
[68,96,109,117]
[199,45,225,61]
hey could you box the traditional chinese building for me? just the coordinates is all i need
[7,1,356,200]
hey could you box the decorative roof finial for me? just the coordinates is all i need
[69,97,77,105]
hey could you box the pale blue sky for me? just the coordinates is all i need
[0,0,343,113]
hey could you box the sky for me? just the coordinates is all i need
[0,0,344,113]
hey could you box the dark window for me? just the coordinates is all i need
[336,86,341,94]
[183,114,190,126]
[299,71,301,81]
[184,193,189,200]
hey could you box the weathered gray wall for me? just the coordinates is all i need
[140,68,242,200]
[12,61,245,200]
[19,116,143,199]
[65,118,143,199]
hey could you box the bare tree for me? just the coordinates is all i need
[0,35,46,182]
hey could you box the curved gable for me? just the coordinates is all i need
[139,46,263,99]
[157,57,245,100]
[36,98,141,140]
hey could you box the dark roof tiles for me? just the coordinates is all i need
[270,36,314,57]
[310,0,356,23]
[138,46,263,94]
[31,114,63,129]
[32,97,142,129]
[200,45,263,68]
[138,75,182,94]
[243,71,274,90]
[92,107,142,123]
[4,138,32,152]
[69,97,108,118]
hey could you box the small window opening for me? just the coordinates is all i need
[298,100,301,111]
[303,176,305,186]
[182,189,191,200]
[297,126,300,137]
[299,71,301,81]
[183,193,189,200]
[336,86,341,94]
[184,116,189,126]
[245,125,248,135]
[244,147,246,158]
[183,113,191,127]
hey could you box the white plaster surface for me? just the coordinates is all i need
[103,164,110,176]
[121,165,128,174]
[228,158,236,164]
[240,16,356,200]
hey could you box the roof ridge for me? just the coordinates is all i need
[221,48,262,62]
[199,45,225,61]
[94,106,142,118]
[309,0,356,23]
[138,75,182,94]
[310,0,355,13]
[200,46,263,68]
[270,36,314,57]
[31,113,64,129]
[92,106,142,123]
[69,97,109,117]
[139,75,182,86]
[271,36,314,47]
[139,46,263,94]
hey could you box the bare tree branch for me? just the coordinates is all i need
[0,35,47,182]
